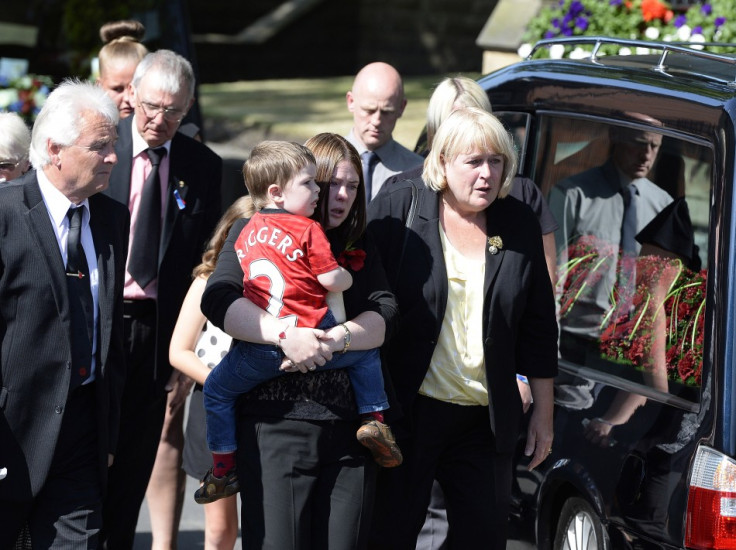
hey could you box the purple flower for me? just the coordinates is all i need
[715,16,726,28]
[552,17,562,29]
[674,15,687,28]
[701,4,712,16]
[562,13,573,26]
[569,0,584,16]
[609,0,622,5]
[558,0,565,6]
[693,26,703,35]
[576,16,589,31]
[562,27,574,37]
[544,30,557,39]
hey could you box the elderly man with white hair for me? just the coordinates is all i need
[0,79,130,548]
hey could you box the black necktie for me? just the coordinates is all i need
[128,147,166,288]
[66,206,93,389]
[361,150,378,203]
[619,183,638,303]
[620,183,638,256]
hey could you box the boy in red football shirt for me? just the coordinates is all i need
[196,141,400,504]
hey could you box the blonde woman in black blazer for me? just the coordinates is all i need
[366,107,558,550]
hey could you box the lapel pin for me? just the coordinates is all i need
[178,180,186,189]
[173,189,186,210]
[488,236,503,255]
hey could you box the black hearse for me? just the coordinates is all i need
[483,37,736,550]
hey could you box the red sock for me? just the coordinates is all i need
[212,452,236,477]
[363,411,384,424]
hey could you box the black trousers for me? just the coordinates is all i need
[238,416,377,550]
[101,304,166,549]
[1,383,101,549]
[370,395,513,550]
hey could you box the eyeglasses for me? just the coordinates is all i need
[0,160,21,172]
[137,100,186,123]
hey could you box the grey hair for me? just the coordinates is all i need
[131,49,195,102]
[0,112,31,163]
[29,79,119,169]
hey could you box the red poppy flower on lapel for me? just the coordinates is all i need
[337,246,367,271]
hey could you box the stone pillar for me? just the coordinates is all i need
[476,0,541,74]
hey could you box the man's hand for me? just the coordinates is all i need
[164,369,194,409]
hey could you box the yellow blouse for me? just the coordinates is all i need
[419,223,488,406]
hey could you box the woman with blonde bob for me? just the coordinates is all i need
[366,107,558,549]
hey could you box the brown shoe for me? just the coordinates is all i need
[357,419,403,468]
[194,468,240,504]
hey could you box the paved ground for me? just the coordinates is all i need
[132,473,531,549]
[133,475,242,549]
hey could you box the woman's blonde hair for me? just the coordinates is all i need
[98,20,148,77]
[423,107,517,198]
[193,196,255,279]
[426,76,491,150]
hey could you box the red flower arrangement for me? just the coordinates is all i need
[558,236,706,388]
[337,244,366,271]
[556,235,617,319]
[599,256,706,387]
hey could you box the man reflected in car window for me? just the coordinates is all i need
[549,116,673,378]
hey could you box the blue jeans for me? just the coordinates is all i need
[203,310,388,452]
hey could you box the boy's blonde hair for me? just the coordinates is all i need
[242,141,316,210]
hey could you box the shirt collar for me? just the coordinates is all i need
[347,128,395,161]
[37,168,90,228]
[131,114,173,158]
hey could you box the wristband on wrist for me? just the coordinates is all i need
[339,323,351,354]
[516,374,529,384]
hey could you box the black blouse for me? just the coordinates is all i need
[201,217,398,421]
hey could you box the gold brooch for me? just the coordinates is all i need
[488,236,503,255]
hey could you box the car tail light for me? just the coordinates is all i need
[686,446,736,549]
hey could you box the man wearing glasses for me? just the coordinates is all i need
[102,49,222,548]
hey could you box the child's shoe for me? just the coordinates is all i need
[194,467,240,504]
[357,419,403,468]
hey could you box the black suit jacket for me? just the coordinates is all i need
[0,171,129,501]
[367,179,558,453]
[105,116,222,390]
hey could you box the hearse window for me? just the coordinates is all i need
[536,115,711,406]
[494,111,531,169]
